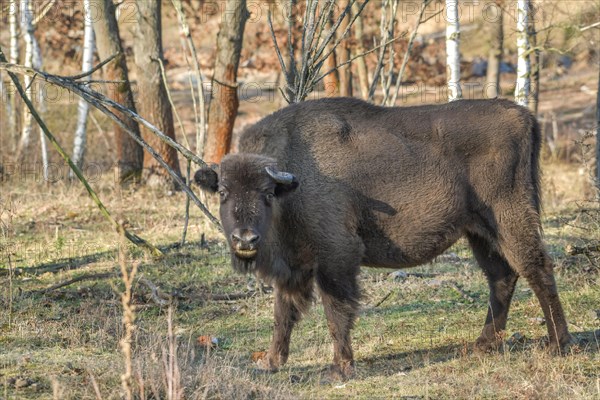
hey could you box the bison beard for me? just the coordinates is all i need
[194,97,573,383]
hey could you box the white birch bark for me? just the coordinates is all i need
[8,0,19,143]
[446,0,462,101]
[71,0,95,172]
[18,0,48,180]
[514,0,531,106]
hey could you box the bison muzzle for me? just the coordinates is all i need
[194,97,572,381]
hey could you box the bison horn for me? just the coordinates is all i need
[265,166,295,184]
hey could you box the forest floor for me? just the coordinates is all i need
[0,158,599,399]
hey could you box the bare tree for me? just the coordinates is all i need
[337,0,353,97]
[133,0,182,186]
[71,0,95,173]
[515,0,531,107]
[90,0,143,184]
[204,0,248,164]
[16,0,48,181]
[269,0,370,104]
[486,0,503,99]
[8,0,19,146]
[352,1,370,99]
[446,0,462,101]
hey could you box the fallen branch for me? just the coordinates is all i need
[0,56,221,230]
[566,243,600,256]
[35,272,116,294]
[0,47,163,257]
[446,281,475,303]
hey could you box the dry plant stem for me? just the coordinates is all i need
[0,49,163,257]
[171,0,207,157]
[181,160,192,246]
[0,59,221,230]
[119,239,138,400]
[389,0,433,105]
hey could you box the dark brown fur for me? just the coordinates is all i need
[194,97,572,381]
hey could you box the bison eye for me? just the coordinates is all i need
[218,190,228,200]
[265,193,275,202]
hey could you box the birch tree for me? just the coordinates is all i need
[134,0,182,186]
[17,0,48,181]
[205,0,248,164]
[446,0,462,101]
[71,0,95,173]
[91,0,143,184]
[514,0,531,106]
[8,0,19,145]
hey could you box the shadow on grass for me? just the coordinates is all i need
[1,240,208,277]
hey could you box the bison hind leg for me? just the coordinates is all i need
[467,233,519,352]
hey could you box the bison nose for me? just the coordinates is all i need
[230,229,260,249]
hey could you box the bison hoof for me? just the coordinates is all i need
[319,362,355,385]
[547,335,576,356]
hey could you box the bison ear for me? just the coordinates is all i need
[194,165,219,193]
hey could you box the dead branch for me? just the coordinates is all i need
[0,48,163,257]
[446,281,475,303]
[0,57,221,230]
[566,243,600,256]
[35,272,116,294]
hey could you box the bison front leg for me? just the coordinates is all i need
[257,283,312,372]
[317,267,360,382]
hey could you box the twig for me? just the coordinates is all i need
[389,0,433,105]
[374,289,394,308]
[0,59,221,230]
[67,52,120,80]
[315,33,407,85]
[181,160,192,246]
[35,272,116,293]
[139,277,172,306]
[0,47,164,257]
[566,243,600,256]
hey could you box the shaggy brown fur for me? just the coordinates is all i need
[194,97,572,381]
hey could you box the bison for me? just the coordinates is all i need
[194,97,572,381]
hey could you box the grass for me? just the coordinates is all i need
[1,160,599,399]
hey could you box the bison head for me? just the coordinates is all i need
[194,154,298,270]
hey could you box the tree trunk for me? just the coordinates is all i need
[486,0,503,99]
[134,0,181,187]
[8,0,19,148]
[90,0,143,184]
[352,1,369,99]
[445,0,462,101]
[337,0,353,97]
[71,0,95,174]
[528,5,540,115]
[205,0,248,164]
[514,0,531,107]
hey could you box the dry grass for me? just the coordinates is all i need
[0,159,599,399]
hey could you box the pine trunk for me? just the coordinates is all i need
[205,0,248,164]
[514,0,531,106]
[90,0,143,184]
[445,0,462,101]
[485,0,503,99]
[134,0,181,186]
[71,0,95,172]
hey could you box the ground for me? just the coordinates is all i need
[1,2,599,398]
[0,154,599,399]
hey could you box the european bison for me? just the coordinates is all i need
[194,97,572,381]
